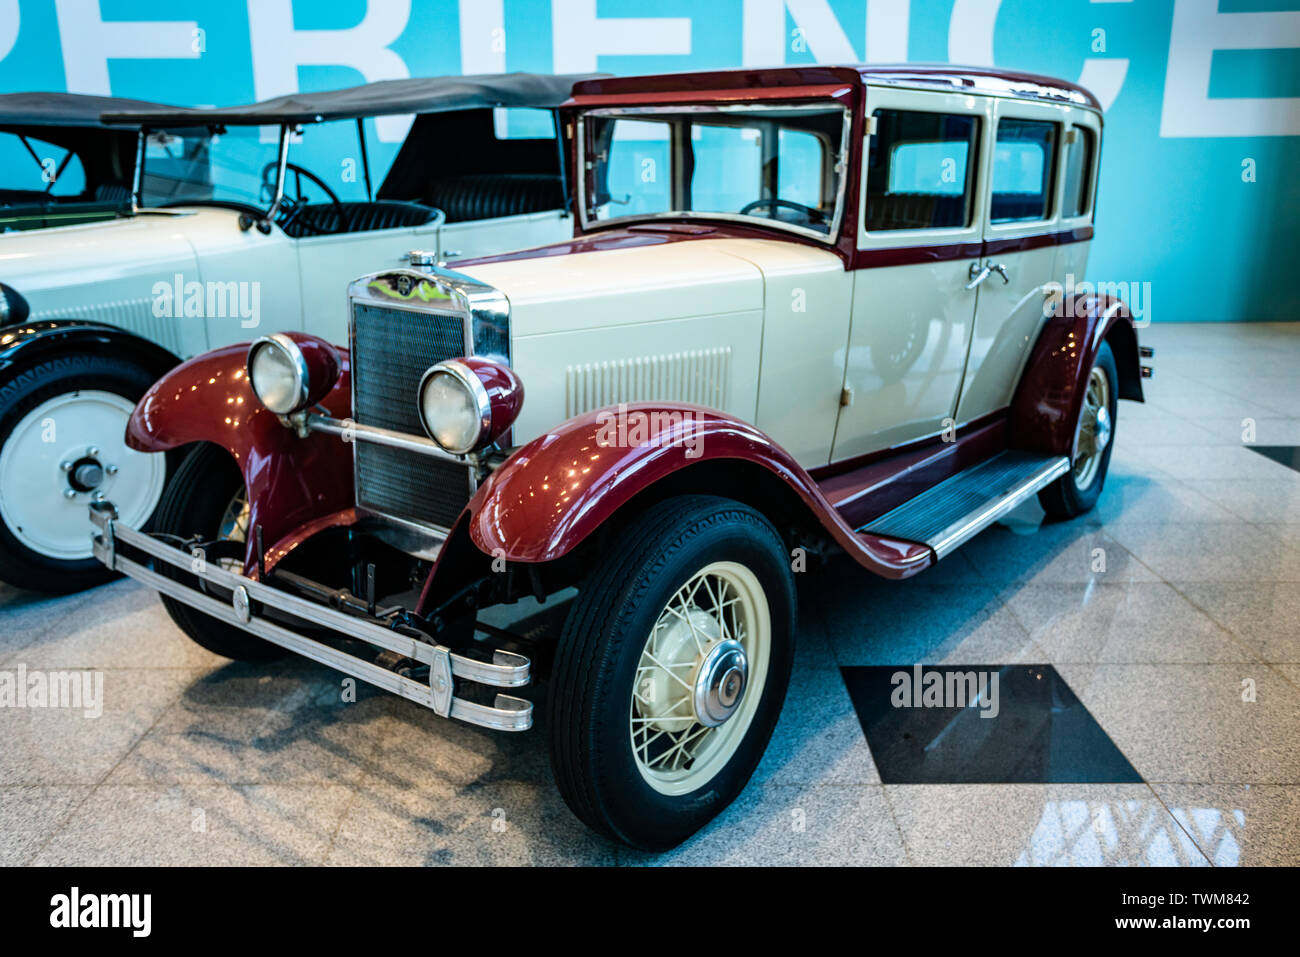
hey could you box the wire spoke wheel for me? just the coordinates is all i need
[1072,364,1112,491]
[629,560,771,796]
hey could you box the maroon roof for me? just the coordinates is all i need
[570,64,1100,111]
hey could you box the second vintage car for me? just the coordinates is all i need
[0,73,591,592]
[91,65,1150,850]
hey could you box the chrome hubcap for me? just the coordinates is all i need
[694,638,748,727]
[1073,366,1112,491]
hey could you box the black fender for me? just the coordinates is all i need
[0,319,181,383]
[0,283,29,325]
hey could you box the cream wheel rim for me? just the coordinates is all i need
[0,391,166,560]
[1073,365,1112,491]
[629,560,771,796]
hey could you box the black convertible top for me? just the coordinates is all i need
[103,73,598,127]
[0,91,180,129]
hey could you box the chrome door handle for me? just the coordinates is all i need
[965,262,992,290]
[966,261,1011,290]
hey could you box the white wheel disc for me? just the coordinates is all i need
[0,390,167,560]
[630,560,771,797]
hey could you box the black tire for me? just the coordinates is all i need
[1038,340,1119,519]
[0,353,172,593]
[547,495,796,850]
[154,444,283,661]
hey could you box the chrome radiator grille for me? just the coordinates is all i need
[351,301,473,530]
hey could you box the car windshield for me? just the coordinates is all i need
[138,121,405,212]
[583,103,848,239]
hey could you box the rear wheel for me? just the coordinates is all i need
[154,443,282,661]
[1038,340,1119,519]
[0,354,170,593]
[547,495,795,850]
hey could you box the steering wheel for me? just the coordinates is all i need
[260,161,351,235]
[739,197,828,225]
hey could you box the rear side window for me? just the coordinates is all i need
[0,132,87,197]
[990,118,1057,223]
[1061,126,1095,218]
[865,109,979,231]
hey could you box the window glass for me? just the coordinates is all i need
[1061,126,1094,218]
[588,106,844,236]
[691,124,761,212]
[0,133,87,197]
[492,107,556,140]
[865,109,979,231]
[777,128,823,208]
[990,118,1057,223]
[598,118,672,217]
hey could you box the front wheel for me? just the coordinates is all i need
[547,495,795,850]
[1038,339,1119,519]
[153,443,283,661]
[0,354,171,593]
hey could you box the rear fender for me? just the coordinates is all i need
[461,403,932,580]
[125,339,354,575]
[1009,293,1144,458]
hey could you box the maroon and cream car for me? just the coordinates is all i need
[90,66,1150,850]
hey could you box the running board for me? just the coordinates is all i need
[857,451,1069,560]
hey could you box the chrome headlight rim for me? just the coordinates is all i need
[417,358,492,455]
[247,333,310,415]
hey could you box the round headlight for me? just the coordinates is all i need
[247,335,308,414]
[418,360,491,455]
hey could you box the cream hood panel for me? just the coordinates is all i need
[455,239,766,337]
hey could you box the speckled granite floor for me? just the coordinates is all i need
[1,322,1297,866]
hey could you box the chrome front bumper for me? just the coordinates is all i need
[89,502,533,731]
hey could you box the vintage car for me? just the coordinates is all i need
[90,65,1152,850]
[0,73,590,592]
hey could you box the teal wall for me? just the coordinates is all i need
[2,0,1298,321]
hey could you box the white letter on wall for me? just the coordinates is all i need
[54,0,197,94]
[248,0,412,141]
[552,0,691,73]
[742,0,857,66]
[1161,0,1300,137]
[460,0,505,74]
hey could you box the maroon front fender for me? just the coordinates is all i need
[1010,294,1144,458]
[126,340,354,575]
[466,403,931,579]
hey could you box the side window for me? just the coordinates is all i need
[990,118,1057,223]
[0,133,87,197]
[1061,126,1095,218]
[690,124,761,212]
[865,109,979,231]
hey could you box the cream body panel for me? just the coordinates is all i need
[461,240,768,445]
[440,210,573,262]
[833,86,991,461]
[0,209,212,357]
[707,238,852,468]
[458,239,765,336]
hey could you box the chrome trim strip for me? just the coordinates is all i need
[927,456,1069,559]
[89,505,532,732]
[575,102,853,246]
[306,413,466,464]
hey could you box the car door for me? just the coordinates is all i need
[830,88,990,463]
[953,97,1065,424]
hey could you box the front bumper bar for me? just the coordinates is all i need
[89,502,533,731]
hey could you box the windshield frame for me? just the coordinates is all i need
[576,101,853,244]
